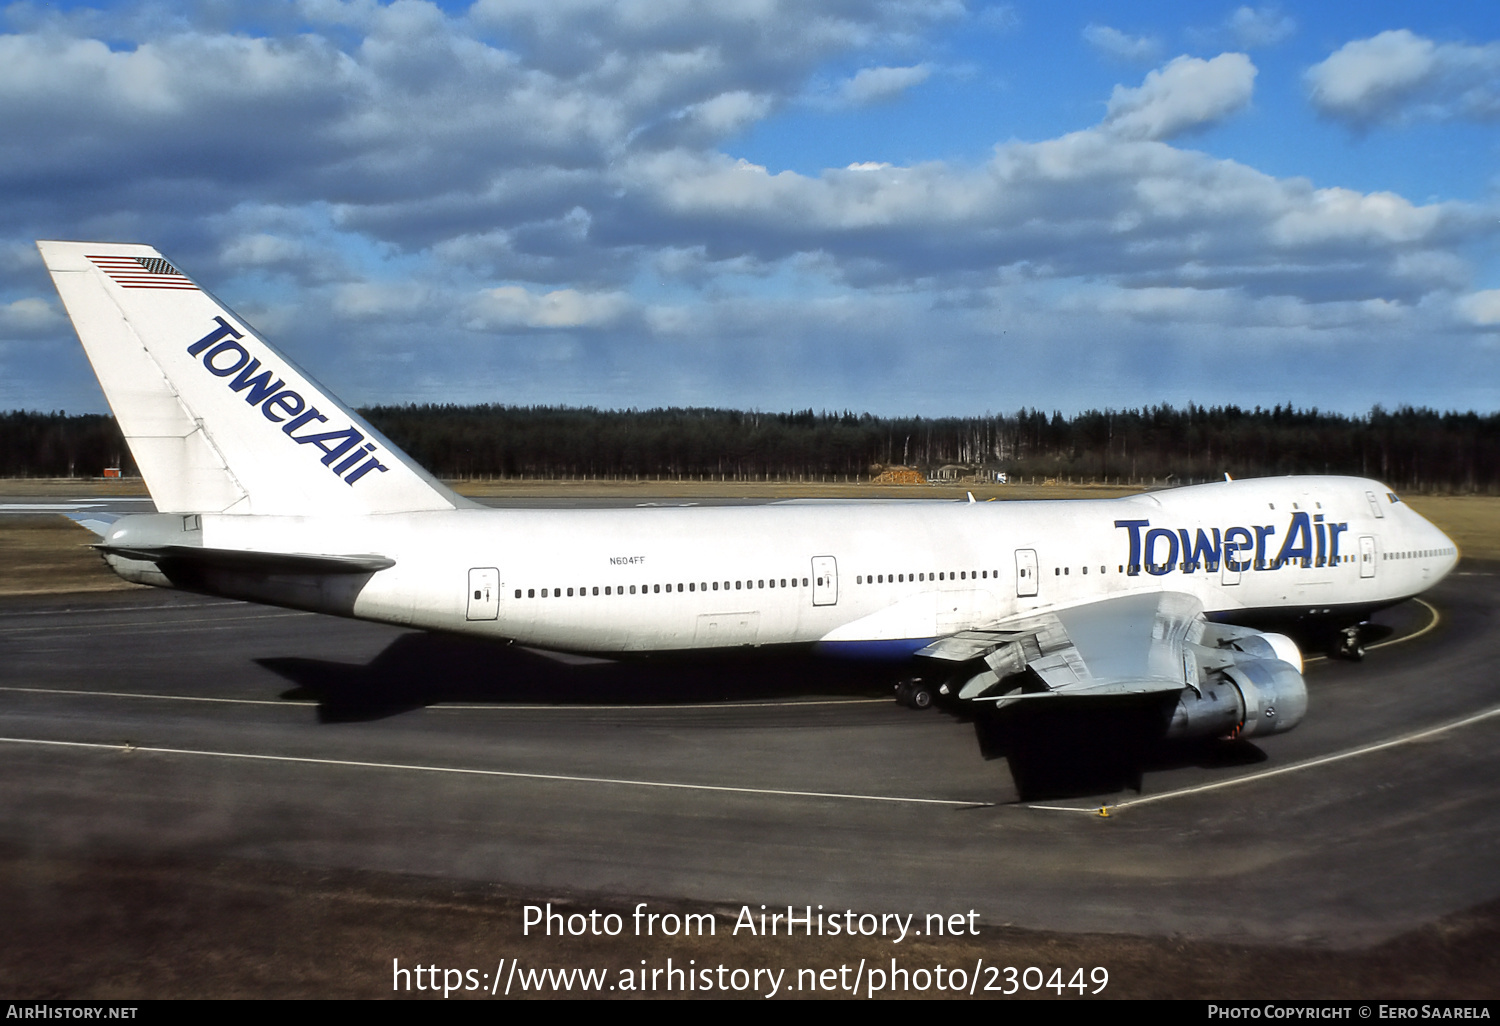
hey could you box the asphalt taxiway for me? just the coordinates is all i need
[0,556,1496,950]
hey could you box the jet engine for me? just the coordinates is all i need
[1166,624,1308,739]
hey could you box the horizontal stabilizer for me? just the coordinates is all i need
[97,544,395,575]
[65,511,121,537]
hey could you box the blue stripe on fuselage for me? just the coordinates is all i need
[814,638,938,661]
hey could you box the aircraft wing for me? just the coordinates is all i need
[917,591,1204,705]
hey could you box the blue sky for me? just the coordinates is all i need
[2,1,1498,417]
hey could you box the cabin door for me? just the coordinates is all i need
[1359,536,1377,579]
[467,567,500,620]
[811,556,838,606]
[1014,549,1038,598]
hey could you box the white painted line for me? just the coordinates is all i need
[0,600,243,619]
[432,698,889,711]
[1368,598,1440,650]
[0,686,315,708]
[1303,598,1439,665]
[0,686,883,713]
[0,736,993,808]
[0,610,310,635]
[0,503,106,511]
[1032,702,1500,815]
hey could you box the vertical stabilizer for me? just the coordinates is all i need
[38,241,464,515]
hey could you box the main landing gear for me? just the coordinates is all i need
[1332,624,1367,661]
[894,677,935,710]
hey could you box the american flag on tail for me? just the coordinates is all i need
[87,255,200,290]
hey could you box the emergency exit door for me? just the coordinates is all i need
[467,567,500,620]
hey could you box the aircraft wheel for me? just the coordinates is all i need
[894,678,933,709]
[1334,626,1366,661]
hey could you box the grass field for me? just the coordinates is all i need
[1,479,1495,595]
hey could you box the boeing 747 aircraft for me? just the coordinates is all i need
[37,241,1460,741]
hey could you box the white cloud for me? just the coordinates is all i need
[838,64,931,105]
[608,109,1489,309]
[221,233,309,268]
[1083,24,1163,64]
[676,90,774,138]
[1226,7,1295,49]
[1305,29,1500,126]
[1457,290,1500,326]
[0,298,64,336]
[3,2,1496,417]
[1267,187,1446,247]
[468,286,634,330]
[1101,54,1256,141]
[331,281,432,319]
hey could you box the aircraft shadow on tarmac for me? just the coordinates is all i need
[975,617,1399,803]
[257,630,886,722]
[972,705,1271,802]
[258,630,1273,802]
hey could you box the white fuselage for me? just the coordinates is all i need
[161,476,1457,657]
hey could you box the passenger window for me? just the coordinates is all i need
[527,589,535,598]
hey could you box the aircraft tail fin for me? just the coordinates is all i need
[37,241,467,515]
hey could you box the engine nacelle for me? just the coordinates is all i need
[1166,656,1308,739]
[1225,631,1303,673]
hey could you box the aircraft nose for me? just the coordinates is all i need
[1442,525,1459,558]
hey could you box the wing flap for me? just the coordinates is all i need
[928,592,1205,704]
